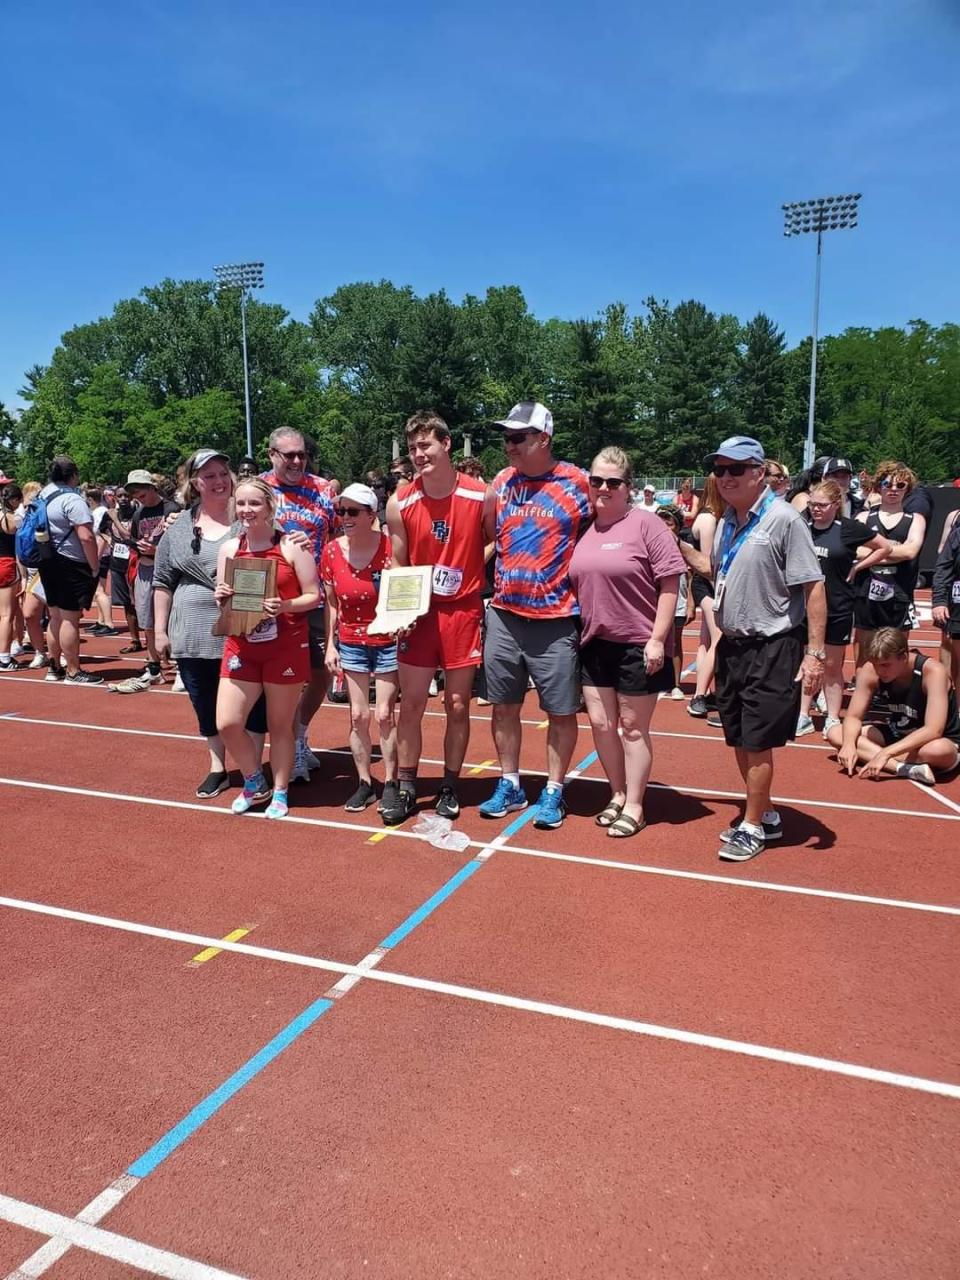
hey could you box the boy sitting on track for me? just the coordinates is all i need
[827,627,960,786]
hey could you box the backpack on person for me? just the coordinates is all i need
[15,487,70,568]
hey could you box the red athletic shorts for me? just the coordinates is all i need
[398,594,483,670]
[0,557,17,589]
[220,622,310,685]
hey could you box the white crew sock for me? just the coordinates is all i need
[504,772,521,789]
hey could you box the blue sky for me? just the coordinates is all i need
[2,0,958,409]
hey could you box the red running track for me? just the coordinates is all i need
[0,619,958,1278]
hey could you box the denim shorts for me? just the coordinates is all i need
[339,640,398,675]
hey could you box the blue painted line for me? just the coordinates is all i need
[122,746,601,1179]
[377,858,485,950]
[572,749,599,773]
[126,996,334,1178]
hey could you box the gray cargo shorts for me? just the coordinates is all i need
[482,606,581,716]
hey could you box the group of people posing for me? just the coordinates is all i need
[2,404,959,859]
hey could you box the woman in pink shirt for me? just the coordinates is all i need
[569,447,684,837]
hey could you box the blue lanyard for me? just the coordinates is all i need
[717,490,776,578]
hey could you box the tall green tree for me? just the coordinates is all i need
[646,299,739,471]
[735,313,786,453]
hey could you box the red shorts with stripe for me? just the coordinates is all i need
[398,594,483,670]
[220,623,310,685]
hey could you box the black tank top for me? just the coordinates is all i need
[878,654,960,745]
[862,510,919,604]
[0,515,16,558]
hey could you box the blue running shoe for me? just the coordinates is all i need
[479,778,528,819]
[533,786,566,829]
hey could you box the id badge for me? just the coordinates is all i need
[248,617,279,644]
[432,565,463,597]
[868,576,894,603]
[952,581,960,604]
[712,575,725,612]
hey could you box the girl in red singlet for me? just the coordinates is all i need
[675,476,699,527]
[215,479,320,819]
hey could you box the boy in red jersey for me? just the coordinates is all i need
[382,411,493,825]
[479,402,593,829]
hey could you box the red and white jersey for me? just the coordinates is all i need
[397,472,486,602]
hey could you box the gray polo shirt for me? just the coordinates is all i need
[712,493,822,639]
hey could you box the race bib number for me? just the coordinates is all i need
[112,544,130,561]
[868,577,894,603]
[432,565,463,597]
[247,617,278,644]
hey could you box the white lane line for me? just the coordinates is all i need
[0,680,849,751]
[911,780,960,816]
[0,776,957,916]
[8,1176,140,1278]
[0,1191,246,1280]
[3,895,959,1102]
[497,843,960,916]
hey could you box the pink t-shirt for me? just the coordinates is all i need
[569,508,686,649]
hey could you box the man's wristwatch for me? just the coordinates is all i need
[805,647,826,661]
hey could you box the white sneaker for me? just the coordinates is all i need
[795,714,815,737]
[171,673,185,693]
[29,653,49,670]
[291,738,311,783]
[10,642,23,657]
[823,716,841,739]
[670,686,685,701]
[428,677,439,697]
[108,671,156,694]
[905,763,935,786]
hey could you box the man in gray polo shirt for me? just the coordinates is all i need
[682,436,826,862]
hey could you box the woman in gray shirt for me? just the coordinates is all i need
[153,449,266,798]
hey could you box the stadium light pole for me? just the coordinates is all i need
[782,195,860,470]
[213,261,264,459]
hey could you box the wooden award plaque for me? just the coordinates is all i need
[212,556,278,637]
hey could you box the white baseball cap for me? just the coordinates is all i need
[493,401,554,437]
[338,483,379,511]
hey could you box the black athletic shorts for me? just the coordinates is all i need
[307,607,326,672]
[38,555,97,613]
[692,576,713,608]
[580,637,676,697]
[825,613,854,647]
[111,566,132,610]
[714,627,805,752]
[854,596,912,633]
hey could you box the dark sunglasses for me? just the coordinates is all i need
[880,479,907,491]
[712,462,756,478]
[339,505,369,517]
[588,475,626,490]
[766,471,787,482]
[271,448,307,462]
[501,430,542,443]
[191,524,202,555]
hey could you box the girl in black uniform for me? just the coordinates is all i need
[827,628,960,785]
[796,480,890,737]
[853,462,926,646]
[932,516,960,689]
